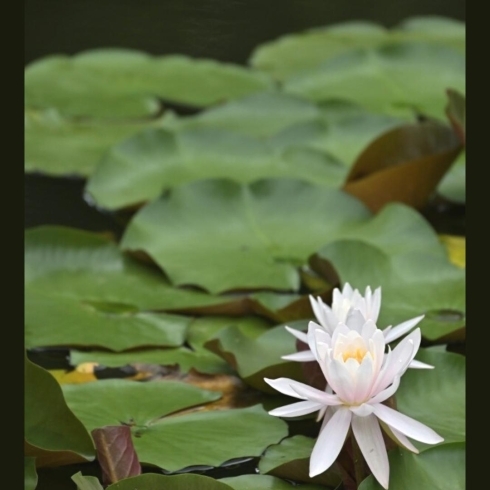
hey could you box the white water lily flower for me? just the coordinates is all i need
[265,320,443,489]
[284,283,431,369]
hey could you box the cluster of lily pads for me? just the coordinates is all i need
[25,16,465,490]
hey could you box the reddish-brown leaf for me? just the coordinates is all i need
[91,426,141,485]
[343,120,462,212]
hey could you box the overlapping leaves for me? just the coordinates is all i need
[121,179,371,293]
[63,379,287,471]
[25,49,273,118]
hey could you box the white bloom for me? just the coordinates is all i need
[265,320,443,489]
[284,283,431,369]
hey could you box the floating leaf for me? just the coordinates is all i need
[221,474,328,489]
[26,291,191,351]
[25,110,169,177]
[168,91,322,138]
[25,353,95,467]
[250,17,464,80]
[437,153,465,203]
[106,473,233,490]
[343,120,462,212]
[259,435,342,488]
[92,426,141,484]
[395,349,465,448]
[358,443,465,490]
[205,323,305,392]
[63,380,287,471]
[270,101,404,167]
[25,49,273,118]
[121,179,370,293]
[284,43,465,120]
[85,127,345,210]
[24,457,38,490]
[72,472,104,490]
[311,204,465,341]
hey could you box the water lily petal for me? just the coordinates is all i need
[388,426,419,453]
[345,308,366,333]
[263,378,304,399]
[369,376,400,405]
[352,414,389,489]
[282,351,317,362]
[372,337,414,394]
[408,359,434,369]
[384,315,424,343]
[327,358,356,403]
[269,400,324,417]
[309,296,337,334]
[350,403,374,417]
[369,287,382,322]
[284,326,308,343]
[373,404,444,444]
[310,407,352,477]
[291,383,343,406]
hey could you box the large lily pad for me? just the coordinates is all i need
[311,203,465,340]
[221,474,327,489]
[121,179,370,293]
[105,474,233,490]
[269,101,404,166]
[63,379,288,471]
[251,17,464,81]
[358,443,465,490]
[25,354,95,467]
[395,349,465,448]
[167,91,322,138]
[284,42,465,120]
[85,127,346,210]
[25,49,273,118]
[26,291,192,351]
[25,110,169,177]
[205,323,305,392]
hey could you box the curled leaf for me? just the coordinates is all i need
[343,120,462,212]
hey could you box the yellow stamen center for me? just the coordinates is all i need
[342,346,368,363]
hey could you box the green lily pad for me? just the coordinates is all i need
[121,179,370,293]
[205,323,305,392]
[25,109,170,177]
[85,127,346,210]
[168,92,322,138]
[24,457,38,490]
[395,349,465,448]
[311,203,465,340]
[25,353,95,467]
[188,316,271,348]
[284,42,465,120]
[270,101,404,166]
[258,435,342,488]
[63,379,288,471]
[25,49,273,118]
[72,472,104,490]
[250,17,464,81]
[221,474,327,489]
[25,226,229,350]
[437,153,465,202]
[106,473,233,489]
[26,291,192,351]
[358,443,465,490]
[70,347,230,374]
